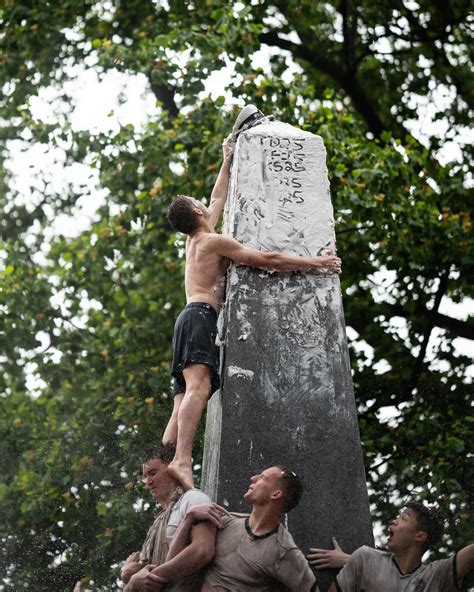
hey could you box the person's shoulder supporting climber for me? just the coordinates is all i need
[166,464,318,592]
[121,443,215,592]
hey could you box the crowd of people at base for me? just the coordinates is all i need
[108,442,471,592]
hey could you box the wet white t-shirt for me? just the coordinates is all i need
[166,489,211,592]
[165,489,211,544]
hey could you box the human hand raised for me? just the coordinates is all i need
[307,537,350,569]
[222,134,235,161]
[186,502,229,528]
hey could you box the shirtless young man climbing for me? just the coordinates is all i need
[163,106,342,491]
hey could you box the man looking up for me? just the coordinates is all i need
[166,464,318,591]
[308,501,474,591]
[163,105,342,491]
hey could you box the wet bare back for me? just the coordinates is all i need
[185,233,229,312]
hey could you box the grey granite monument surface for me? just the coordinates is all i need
[202,117,374,590]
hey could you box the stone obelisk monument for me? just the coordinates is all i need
[202,117,373,590]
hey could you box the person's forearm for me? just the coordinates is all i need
[156,520,216,584]
[258,253,329,273]
[166,514,194,561]
[274,253,322,272]
[210,156,232,202]
[153,540,213,582]
[122,561,142,583]
[208,156,233,228]
[125,565,166,591]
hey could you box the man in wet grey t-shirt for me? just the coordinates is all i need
[166,464,317,592]
[308,501,473,592]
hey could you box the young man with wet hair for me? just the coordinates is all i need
[166,464,318,591]
[120,442,215,591]
[272,463,304,512]
[163,106,342,492]
[308,501,474,591]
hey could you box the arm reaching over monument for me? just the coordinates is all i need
[321,502,473,592]
[202,234,341,273]
[207,134,234,229]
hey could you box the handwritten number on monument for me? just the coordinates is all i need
[264,137,307,205]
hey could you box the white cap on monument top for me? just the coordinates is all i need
[231,104,265,139]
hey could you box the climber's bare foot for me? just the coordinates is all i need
[167,459,194,491]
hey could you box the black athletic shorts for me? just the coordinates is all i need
[171,302,220,397]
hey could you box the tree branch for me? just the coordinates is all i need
[407,268,450,394]
[336,223,374,235]
[430,311,474,340]
[341,0,357,72]
[259,30,388,138]
[387,301,473,341]
[149,82,179,118]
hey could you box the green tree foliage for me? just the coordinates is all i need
[0,1,472,589]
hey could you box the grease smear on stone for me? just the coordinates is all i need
[227,365,255,379]
[222,119,348,415]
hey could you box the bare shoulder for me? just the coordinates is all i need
[200,233,240,253]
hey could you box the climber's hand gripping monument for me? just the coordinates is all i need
[163,106,342,491]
